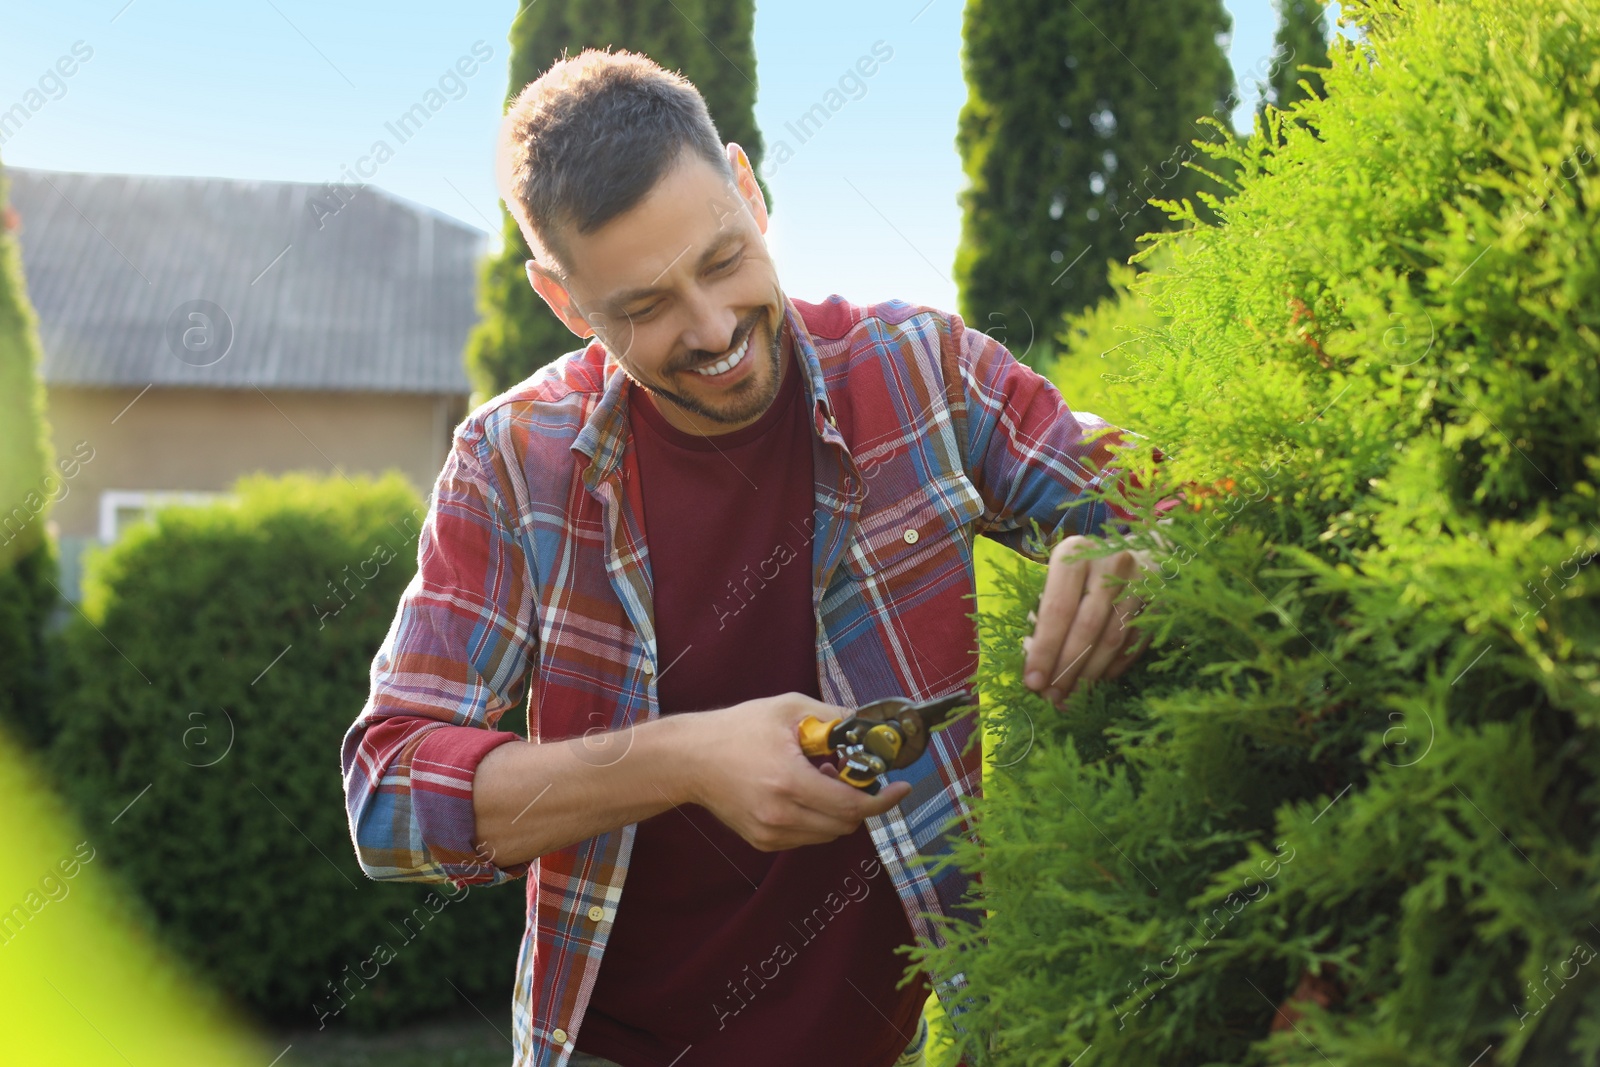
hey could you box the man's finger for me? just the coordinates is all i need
[1024,537,1090,691]
[1046,583,1114,702]
[1104,624,1152,680]
[792,765,910,822]
[756,803,863,849]
[862,780,913,816]
[762,778,908,851]
[1077,592,1143,688]
[1046,553,1138,703]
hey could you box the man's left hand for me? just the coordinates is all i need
[1021,536,1152,709]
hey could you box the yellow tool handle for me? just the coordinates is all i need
[797,715,839,757]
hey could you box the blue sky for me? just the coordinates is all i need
[2,0,1285,315]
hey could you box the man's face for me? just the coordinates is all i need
[534,148,787,436]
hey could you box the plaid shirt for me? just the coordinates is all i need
[340,293,1132,1067]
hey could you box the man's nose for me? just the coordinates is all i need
[679,289,739,357]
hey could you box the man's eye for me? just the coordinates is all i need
[627,302,659,319]
[710,254,741,274]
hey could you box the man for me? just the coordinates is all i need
[341,47,1151,1067]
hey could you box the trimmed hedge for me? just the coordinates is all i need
[920,0,1600,1063]
[47,471,528,1029]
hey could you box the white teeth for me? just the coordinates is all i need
[690,333,750,376]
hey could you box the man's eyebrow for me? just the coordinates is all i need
[601,231,742,312]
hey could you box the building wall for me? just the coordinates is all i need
[40,384,468,599]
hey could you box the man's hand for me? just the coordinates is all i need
[1021,536,1152,709]
[684,693,912,852]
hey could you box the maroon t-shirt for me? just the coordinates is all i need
[573,329,929,1067]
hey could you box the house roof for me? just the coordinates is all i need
[7,166,486,394]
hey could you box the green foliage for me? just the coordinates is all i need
[2,725,274,1066]
[1263,0,1331,116]
[0,155,63,751]
[919,0,1600,1063]
[46,472,527,1029]
[0,538,61,751]
[953,0,1234,367]
[0,156,55,570]
[465,0,766,403]
[1046,256,1168,428]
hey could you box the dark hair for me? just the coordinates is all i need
[496,47,731,272]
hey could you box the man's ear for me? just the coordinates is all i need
[525,258,593,338]
[725,142,768,234]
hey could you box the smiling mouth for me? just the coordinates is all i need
[685,320,757,377]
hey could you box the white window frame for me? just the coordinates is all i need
[98,489,235,543]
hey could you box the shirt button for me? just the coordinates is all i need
[552,1027,569,1045]
[902,528,919,544]
[588,904,605,922]
[641,660,654,676]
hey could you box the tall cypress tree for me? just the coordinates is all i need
[0,155,62,750]
[1265,0,1330,112]
[953,0,1234,365]
[465,0,766,402]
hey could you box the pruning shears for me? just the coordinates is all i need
[796,691,974,795]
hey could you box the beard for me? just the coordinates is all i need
[625,307,786,428]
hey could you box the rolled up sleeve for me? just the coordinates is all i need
[339,418,537,888]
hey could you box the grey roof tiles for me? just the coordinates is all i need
[7,166,484,394]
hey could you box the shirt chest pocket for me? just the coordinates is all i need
[839,472,985,583]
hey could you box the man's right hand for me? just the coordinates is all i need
[683,692,913,852]
[472,691,914,868]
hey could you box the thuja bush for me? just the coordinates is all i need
[46,472,527,1028]
[918,1,1600,1064]
[1047,256,1167,426]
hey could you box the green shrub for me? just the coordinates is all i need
[1046,256,1167,428]
[1,153,63,751]
[47,472,527,1029]
[0,537,60,751]
[921,0,1600,1063]
[0,153,55,575]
